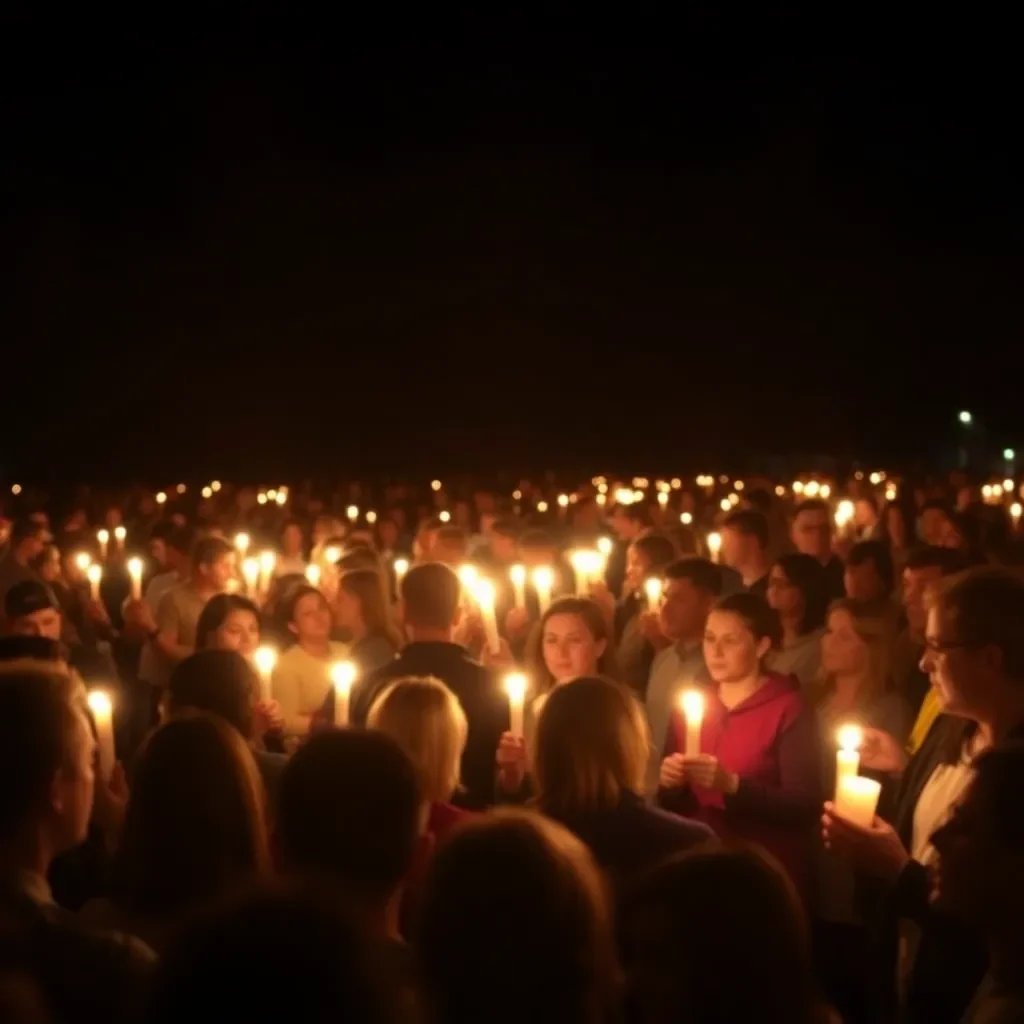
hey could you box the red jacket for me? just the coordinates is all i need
[660,672,824,901]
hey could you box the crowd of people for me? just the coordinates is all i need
[1,467,1024,1023]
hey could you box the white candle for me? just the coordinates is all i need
[235,532,250,561]
[74,551,91,573]
[86,564,103,602]
[473,579,501,655]
[242,557,260,596]
[87,690,115,782]
[258,551,276,594]
[331,661,357,727]
[510,564,527,608]
[97,529,109,561]
[305,563,322,588]
[570,551,590,595]
[835,723,862,799]
[253,647,276,703]
[532,567,554,615]
[834,775,882,828]
[681,690,705,757]
[126,557,144,601]
[346,505,359,523]
[706,532,722,563]
[505,672,527,737]
[457,564,479,608]
[393,557,409,593]
[644,577,663,614]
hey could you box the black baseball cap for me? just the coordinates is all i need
[4,579,60,621]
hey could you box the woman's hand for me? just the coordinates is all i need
[637,611,671,650]
[253,699,285,738]
[821,800,910,881]
[496,731,527,793]
[681,754,739,794]
[86,598,112,627]
[858,727,908,774]
[659,753,687,789]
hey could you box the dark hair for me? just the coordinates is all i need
[714,592,781,648]
[0,636,64,664]
[632,533,678,572]
[276,730,421,904]
[401,563,460,632]
[792,499,830,520]
[167,650,258,738]
[664,557,723,597]
[723,510,769,551]
[904,545,970,575]
[846,540,895,595]
[971,742,1024,849]
[195,595,261,651]
[149,521,177,544]
[280,585,326,628]
[168,524,196,556]
[336,548,382,574]
[772,553,829,635]
[191,536,233,572]
[10,519,47,547]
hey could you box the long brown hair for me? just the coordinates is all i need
[525,597,615,694]
[339,569,404,649]
[816,598,895,707]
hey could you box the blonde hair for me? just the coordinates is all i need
[532,676,650,815]
[367,676,468,804]
[818,598,895,705]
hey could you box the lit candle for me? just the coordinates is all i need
[242,557,260,596]
[86,564,103,602]
[253,647,276,703]
[393,557,409,592]
[644,577,663,614]
[457,564,479,602]
[473,578,501,655]
[1012,503,1022,529]
[305,563,322,588]
[74,551,91,573]
[127,557,144,601]
[680,690,705,757]
[325,545,341,564]
[835,723,863,799]
[113,526,127,551]
[570,551,590,595]
[834,775,882,828]
[331,661,357,727]
[346,505,359,523]
[97,529,109,561]
[597,536,613,557]
[235,532,250,560]
[531,567,554,615]
[509,564,527,608]
[505,672,527,737]
[258,551,276,593]
[87,690,115,782]
[706,531,722,563]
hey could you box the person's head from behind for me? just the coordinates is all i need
[195,594,261,658]
[282,585,332,647]
[431,526,468,567]
[611,502,653,542]
[417,809,619,1024]
[114,712,268,919]
[533,677,650,815]
[8,520,50,564]
[843,539,894,603]
[703,593,778,686]
[902,545,969,635]
[930,742,1024,934]
[518,529,557,570]
[399,563,460,641]
[0,664,95,861]
[148,881,400,1024]
[275,730,421,916]
[191,536,235,593]
[767,553,829,637]
[625,533,677,595]
[622,844,818,1024]
[659,558,722,644]
[335,547,382,575]
[3,582,62,641]
[790,499,832,562]
[368,676,467,806]
[530,597,611,690]
[488,518,520,564]
[166,649,259,740]
[921,567,1024,722]
[721,510,769,571]
[336,569,395,641]
[820,599,893,698]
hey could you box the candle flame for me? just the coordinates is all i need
[114,526,126,541]
[504,672,527,703]
[393,557,409,577]
[680,689,705,720]
[706,531,722,553]
[331,661,356,694]
[86,564,102,585]
[473,577,496,608]
[837,723,863,752]
[235,532,250,552]
[305,564,322,587]
[127,557,143,579]
[644,578,663,604]
[97,529,109,544]
[254,647,277,676]
[259,550,276,572]
[509,564,526,586]
[531,566,554,591]
[74,552,91,571]
[86,689,113,716]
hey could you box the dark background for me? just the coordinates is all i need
[2,7,1021,483]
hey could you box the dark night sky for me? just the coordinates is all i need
[2,7,1021,482]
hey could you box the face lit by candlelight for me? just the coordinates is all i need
[213,608,261,658]
[289,591,333,645]
[204,553,236,592]
[624,544,651,594]
[703,609,770,684]
[10,605,62,641]
[821,608,869,677]
[541,612,606,685]
[920,605,991,718]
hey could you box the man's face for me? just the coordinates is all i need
[903,565,942,634]
[11,607,62,640]
[658,578,710,642]
[203,553,235,591]
[791,509,831,560]
[720,526,745,568]
[844,558,886,603]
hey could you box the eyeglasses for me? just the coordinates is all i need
[923,638,978,654]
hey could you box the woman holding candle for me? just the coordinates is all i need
[334,568,403,677]
[195,594,262,659]
[823,567,1024,1024]
[533,676,713,891]
[766,553,830,688]
[271,585,350,741]
[658,591,824,903]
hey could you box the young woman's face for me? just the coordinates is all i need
[703,610,766,684]
[625,545,650,594]
[214,609,261,658]
[821,609,867,677]
[291,592,332,643]
[766,565,804,619]
[542,612,607,685]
